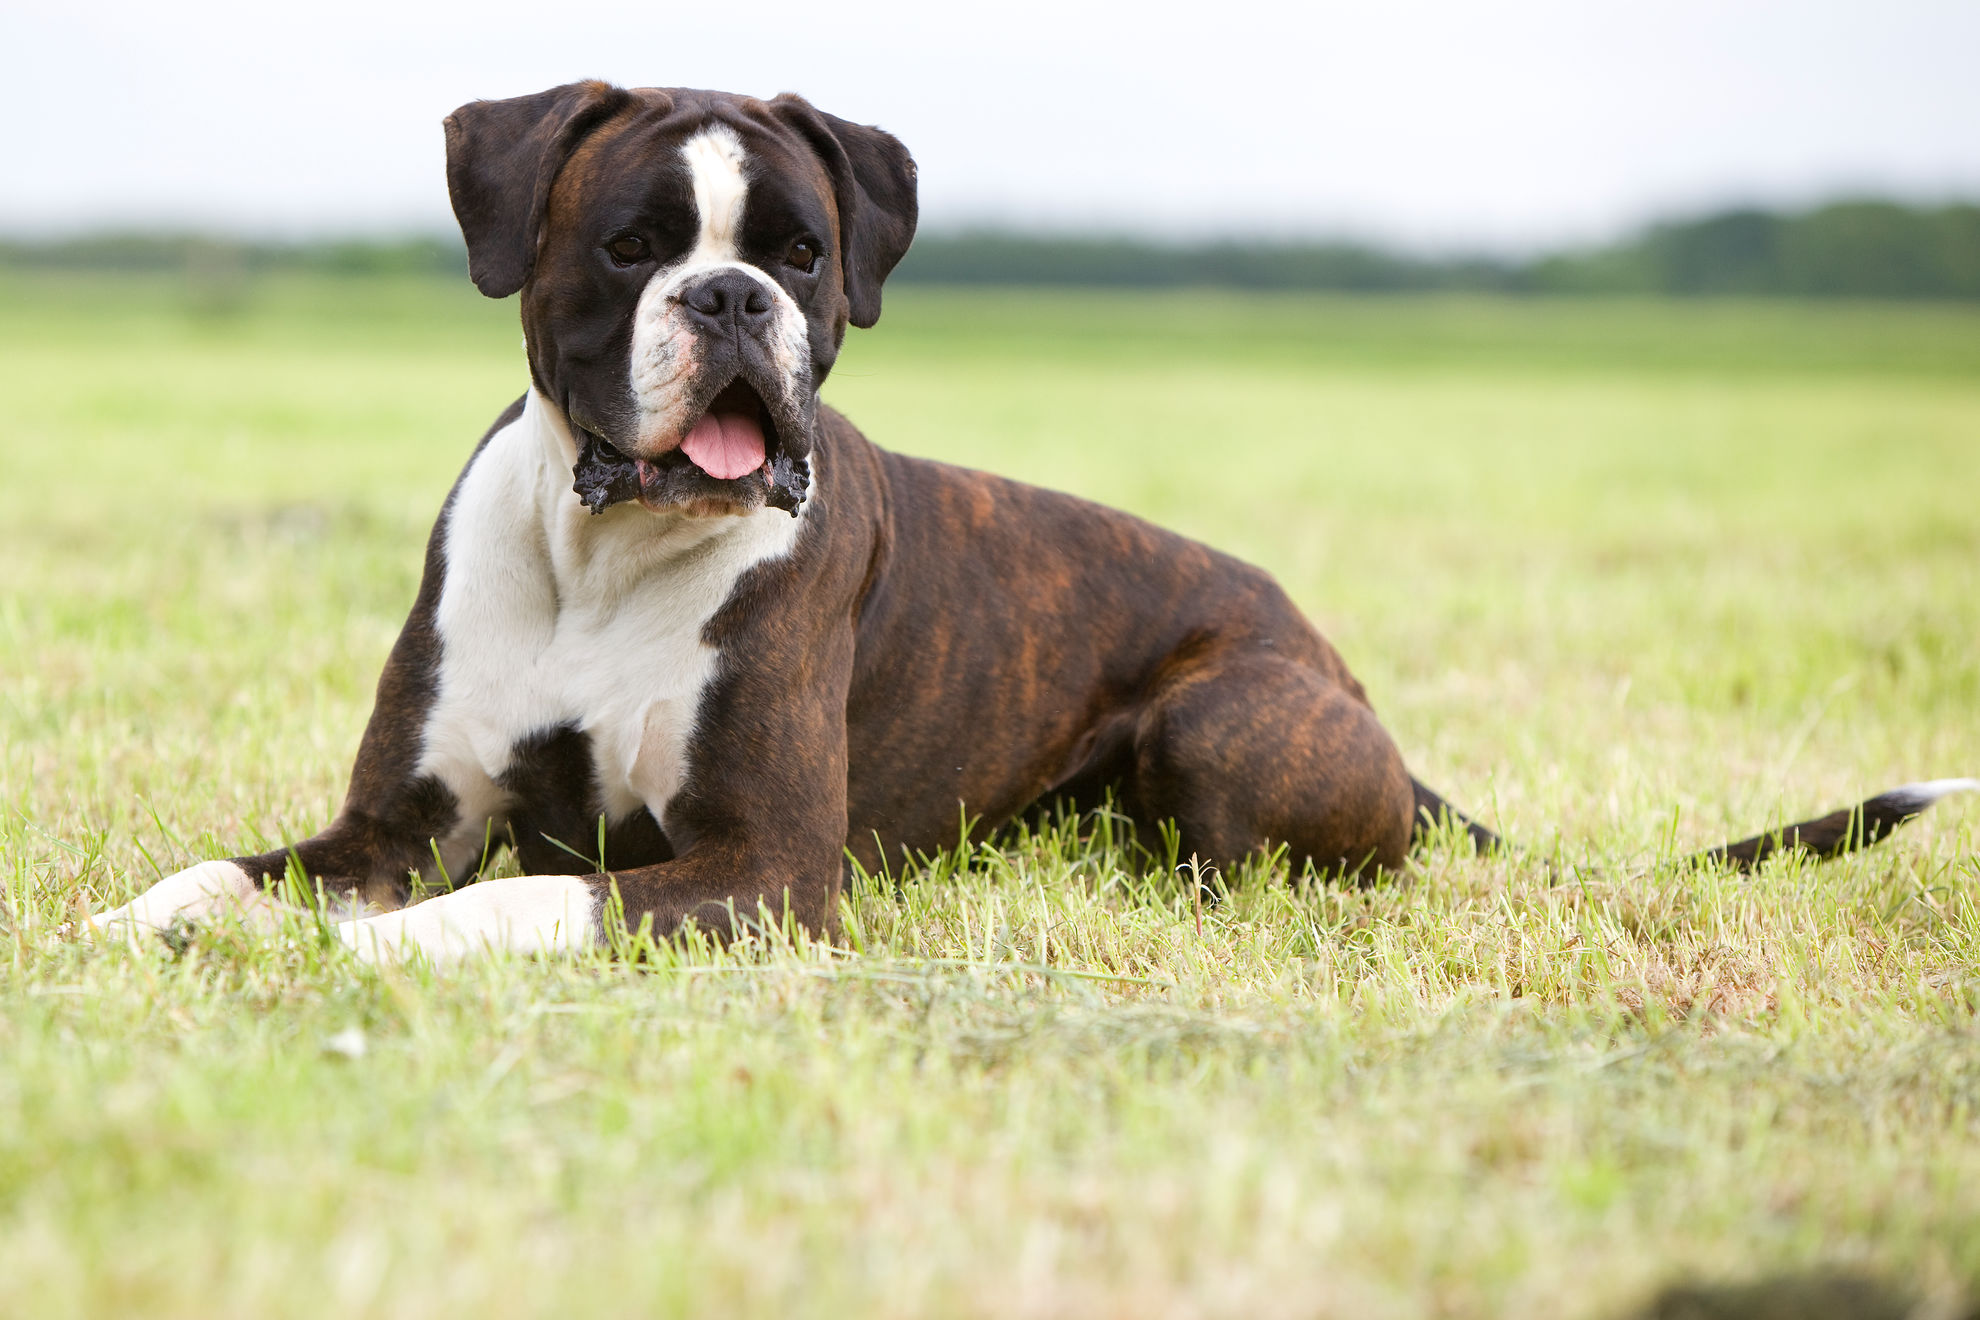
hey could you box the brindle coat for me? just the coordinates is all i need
[88,82,1975,956]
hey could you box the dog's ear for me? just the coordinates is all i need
[771,95,919,329]
[444,81,635,299]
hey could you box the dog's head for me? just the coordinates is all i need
[445,82,918,517]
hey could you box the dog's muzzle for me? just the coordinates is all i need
[579,267,815,517]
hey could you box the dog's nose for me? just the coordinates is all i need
[680,269,775,338]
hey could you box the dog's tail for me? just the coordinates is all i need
[1410,775,1980,871]
[1410,778,1506,855]
[1694,777,1980,870]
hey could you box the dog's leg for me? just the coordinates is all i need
[88,821,439,937]
[331,839,843,966]
[86,814,464,940]
[332,836,845,965]
[1128,649,1416,880]
[338,628,857,964]
[87,860,290,935]
[335,873,600,964]
[87,433,506,942]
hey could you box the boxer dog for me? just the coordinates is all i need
[89,82,1977,962]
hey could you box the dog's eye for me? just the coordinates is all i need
[785,237,821,274]
[605,233,650,267]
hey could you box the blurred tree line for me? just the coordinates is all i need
[1524,202,1980,298]
[5,201,1975,298]
[900,201,1980,297]
[0,234,464,277]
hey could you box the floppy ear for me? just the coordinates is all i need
[444,80,635,298]
[771,95,919,329]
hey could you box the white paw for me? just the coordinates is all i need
[87,860,271,937]
[337,875,600,966]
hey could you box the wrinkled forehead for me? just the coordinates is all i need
[547,90,840,246]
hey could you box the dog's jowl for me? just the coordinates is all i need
[90,82,1978,962]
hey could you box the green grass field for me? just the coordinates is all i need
[3,270,1979,1318]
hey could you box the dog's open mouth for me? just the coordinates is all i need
[679,379,774,480]
[572,379,809,517]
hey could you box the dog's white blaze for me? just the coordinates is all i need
[414,390,802,870]
[683,125,748,264]
[628,125,813,452]
[336,873,599,965]
[88,859,264,933]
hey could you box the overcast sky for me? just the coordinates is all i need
[5,0,1977,252]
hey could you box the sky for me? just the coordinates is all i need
[4,0,1978,253]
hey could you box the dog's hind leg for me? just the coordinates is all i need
[1126,649,1417,882]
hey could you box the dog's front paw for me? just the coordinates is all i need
[336,875,601,966]
[86,860,271,938]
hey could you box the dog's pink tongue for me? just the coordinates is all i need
[680,412,767,480]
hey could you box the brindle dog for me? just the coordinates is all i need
[90,82,1977,961]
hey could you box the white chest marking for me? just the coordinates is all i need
[416,391,802,871]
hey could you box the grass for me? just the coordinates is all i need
[3,269,1979,1318]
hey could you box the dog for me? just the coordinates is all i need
[89,82,1978,962]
